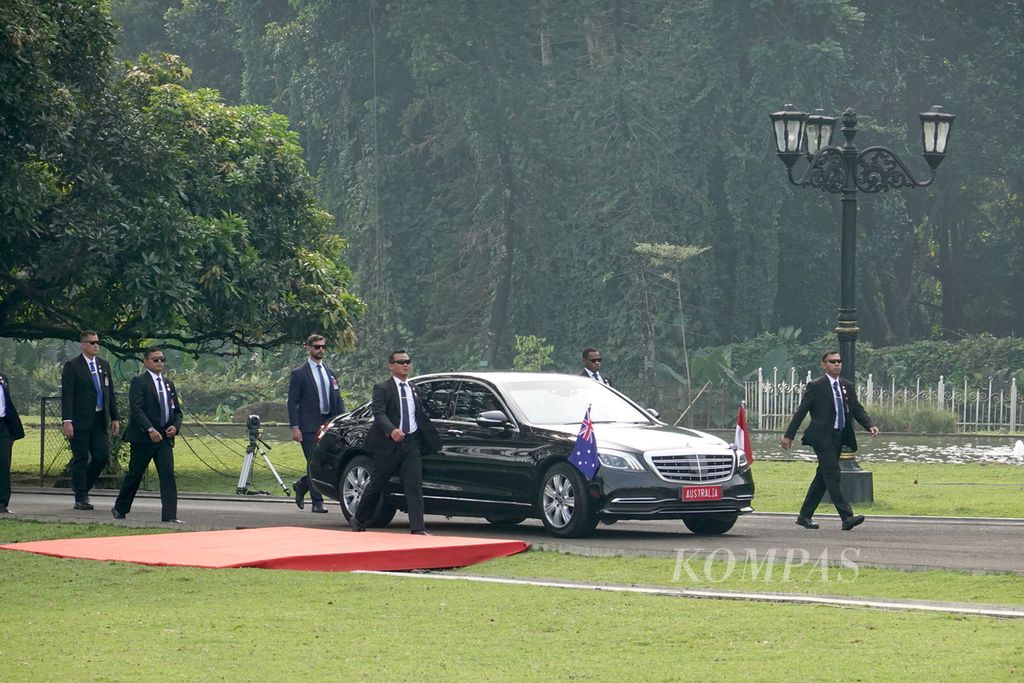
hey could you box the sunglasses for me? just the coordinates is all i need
[310,344,326,350]
[586,358,602,363]
[391,359,412,365]
[83,340,100,346]
[825,359,843,364]
[150,357,166,362]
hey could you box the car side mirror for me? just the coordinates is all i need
[476,410,510,429]
[645,408,661,419]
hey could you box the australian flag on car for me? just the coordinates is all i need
[570,406,599,480]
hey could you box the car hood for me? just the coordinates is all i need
[534,422,733,454]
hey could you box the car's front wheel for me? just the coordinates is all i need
[537,462,599,538]
[339,455,396,528]
[683,513,738,535]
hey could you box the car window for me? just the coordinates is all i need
[452,381,504,421]
[415,380,458,420]
[501,376,654,425]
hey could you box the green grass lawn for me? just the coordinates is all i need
[1,520,1021,681]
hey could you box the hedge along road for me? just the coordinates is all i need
[7,489,1024,574]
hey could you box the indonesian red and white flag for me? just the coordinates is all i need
[733,401,753,463]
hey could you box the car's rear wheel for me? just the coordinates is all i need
[339,455,396,528]
[484,515,527,527]
[683,513,738,535]
[537,462,599,538]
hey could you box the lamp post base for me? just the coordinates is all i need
[824,456,874,504]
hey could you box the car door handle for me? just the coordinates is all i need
[444,429,464,437]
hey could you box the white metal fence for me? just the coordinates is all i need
[745,368,1021,434]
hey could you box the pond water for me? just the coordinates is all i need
[712,431,1024,466]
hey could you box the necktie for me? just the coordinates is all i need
[317,365,330,414]
[399,382,410,434]
[833,381,846,430]
[157,377,170,426]
[595,372,603,384]
[89,360,104,410]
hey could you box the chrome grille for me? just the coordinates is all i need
[646,452,735,483]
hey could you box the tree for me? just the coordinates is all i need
[1,2,362,354]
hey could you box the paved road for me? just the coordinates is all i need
[4,488,1022,574]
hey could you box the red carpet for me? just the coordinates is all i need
[0,526,529,572]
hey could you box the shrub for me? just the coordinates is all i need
[870,405,958,434]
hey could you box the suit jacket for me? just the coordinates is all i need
[0,373,25,441]
[61,355,119,430]
[579,369,611,386]
[784,375,873,451]
[123,372,183,445]
[364,378,442,456]
[287,362,345,433]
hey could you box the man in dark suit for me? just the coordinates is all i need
[580,347,610,385]
[112,347,184,523]
[351,349,442,534]
[781,350,878,531]
[0,371,26,514]
[61,330,121,510]
[288,333,345,513]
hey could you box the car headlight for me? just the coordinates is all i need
[597,451,644,471]
[734,449,749,469]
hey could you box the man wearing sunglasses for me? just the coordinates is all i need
[350,349,441,534]
[780,350,878,531]
[580,348,610,386]
[112,347,183,523]
[61,330,121,510]
[288,334,345,512]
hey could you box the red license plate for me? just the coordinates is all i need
[681,485,722,502]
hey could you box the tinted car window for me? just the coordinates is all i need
[415,380,458,420]
[501,376,654,425]
[452,382,503,421]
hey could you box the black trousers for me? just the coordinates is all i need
[113,439,178,520]
[0,421,11,508]
[799,430,854,519]
[355,435,424,532]
[297,432,324,505]
[69,418,110,501]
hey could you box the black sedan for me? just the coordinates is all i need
[310,372,754,538]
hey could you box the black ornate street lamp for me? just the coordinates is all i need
[770,104,954,501]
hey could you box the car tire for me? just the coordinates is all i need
[537,462,599,538]
[484,515,527,527]
[339,455,397,528]
[683,513,738,535]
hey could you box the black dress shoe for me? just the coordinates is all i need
[111,508,126,519]
[73,501,94,510]
[162,518,185,524]
[795,516,819,530]
[348,516,366,532]
[311,503,328,513]
[841,514,865,531]
[293,479,307,510]
[411,530,431,536]
[0,506,11,514]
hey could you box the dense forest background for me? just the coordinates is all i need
[4,0,1023,416]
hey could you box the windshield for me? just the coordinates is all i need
[501,377,655,425]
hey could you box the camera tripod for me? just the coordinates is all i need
[236,427,290,496]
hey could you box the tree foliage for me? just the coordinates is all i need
[19,1,1024,401]
[1,0,362,356]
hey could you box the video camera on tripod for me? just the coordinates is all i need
[236,414,290,496]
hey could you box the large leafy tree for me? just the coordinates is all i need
[0,0,362,354]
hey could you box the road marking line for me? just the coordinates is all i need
[356,570,1024,619]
